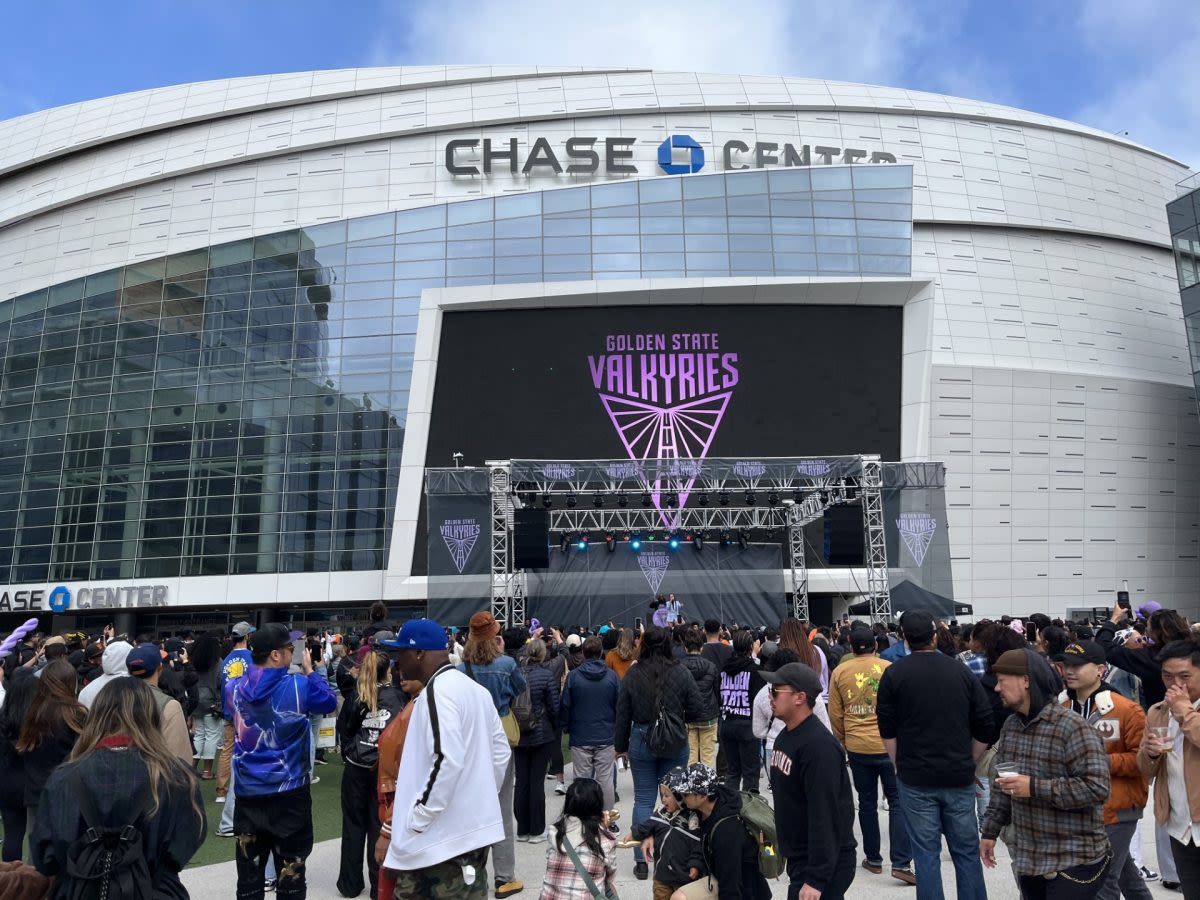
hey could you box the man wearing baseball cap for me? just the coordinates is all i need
[980,646,1112,895]
[381,619,511,899]
[215,620,256,810]
[227,622,338,898]
[765,662,858,899]
[126,643,193,764]
[1060,641,1152,900]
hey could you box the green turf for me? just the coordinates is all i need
[188,753,347,869]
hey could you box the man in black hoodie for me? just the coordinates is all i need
[765,662,857,900]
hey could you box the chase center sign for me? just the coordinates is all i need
[444,133,897,176]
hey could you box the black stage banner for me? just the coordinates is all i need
[527,542,785,629]
[880,462,955,615]
[426,470,491,621]
[509,456,864,487]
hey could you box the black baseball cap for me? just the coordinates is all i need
[760,662,822,702]
[849,627,876,653]
[1061,641,1106,667]
[249,623,304,655]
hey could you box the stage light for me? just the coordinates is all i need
[720,530,732,546]
[738,530,749,551]
[559,533,570,552]
[718,491,730,507]
[622,531,631,542]
[577,533,589,551]
[693,532,705,551]
[617,493,628,508]
[767,491,779,506]
[668,532,681,551]
[566,494,577,509]
[641,492,653,508]
[744,490,756,506]
[792,489,805,503]
[698,493,709,507]
[630,534,643,552]
[665,492,679,508]
[605,532,616,552]
[592,493,604,509]
[542,493,553,509]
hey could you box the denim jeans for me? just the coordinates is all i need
[896,780,986,900]
[847,752,911,868]
[629,723,688,864]
[1097,820,1152,900]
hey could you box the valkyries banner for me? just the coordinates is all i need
[445,133,897,177]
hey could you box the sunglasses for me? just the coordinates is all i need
[768,685,797,698]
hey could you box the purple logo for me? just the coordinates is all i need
[604,461,642,480]
[796,460,831,477]
[897,512,937,566]
[588,331,738,526]
[733,460,766,478]
[440,518,482,574]
[542,463,577,480]
[637,550,671,595]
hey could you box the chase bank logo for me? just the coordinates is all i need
[657,135,705,175]
[48,585,71,613]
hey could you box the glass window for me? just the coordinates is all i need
[447,197,494,226]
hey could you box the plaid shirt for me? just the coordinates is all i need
[980,701,1111,876]
[957,650,987,678]
[538,825,620,900]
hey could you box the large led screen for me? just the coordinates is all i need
[416,303,902,573]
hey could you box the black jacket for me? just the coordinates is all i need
[698,786,772,900]
[682,654,720,723]
[20,720,79,808]
[32,749,206,899]
[336,655,358,700]
[615,661,703,754]
[718,654,764,725]
[631,808,704,889]
[519,660,561,747]
[1094,623,1163,709]
[338,684,407,769]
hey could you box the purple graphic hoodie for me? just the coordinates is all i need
[227,664,337,797]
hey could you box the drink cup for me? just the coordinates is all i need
[1149,726,1171,752]
[995,760,1019,778]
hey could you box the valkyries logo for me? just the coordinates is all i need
[445,134,895,177]
[440,518,482,574]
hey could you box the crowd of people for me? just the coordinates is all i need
[1,595,1199,900]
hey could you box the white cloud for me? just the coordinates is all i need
[1072,0,1199,169]
[370,0,940,87]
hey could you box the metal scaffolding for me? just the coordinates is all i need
[480,455,892,626]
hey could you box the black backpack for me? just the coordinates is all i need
[64,772,154,900]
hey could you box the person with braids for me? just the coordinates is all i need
[337,648,406,898]
[615,626,703,881]
[16,658,86,834]
[30,677,206,897]
[538,778,620,900]
[778,618,829,703]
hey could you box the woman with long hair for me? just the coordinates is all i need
[189,634,223,780]
[778,618,830,702]
[606,628,637,680]
[515,639,561,843]
[30,677,206,897]
[337,650,405,899]
[614,626,703,881]
[538,778,619,900]
[457,611,527,898]
[0,671,38,861]
[16,659,86,826]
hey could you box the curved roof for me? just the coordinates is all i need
[0,66,1185,180]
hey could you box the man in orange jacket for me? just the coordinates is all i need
[1060,640,1152,900]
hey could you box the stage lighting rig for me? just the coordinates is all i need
[566,494,577,509]
[559,533,570,552]
[592,493,604,508]
[605,532,616,552]
[720,531,732,546]
[665,492,679,508]
[738,530,749,551]
[767,491,779,506]
[718,491,730,507]
[617,493,628,508]
[542,493,553,509]
[630,534,643,552]
[641,492,653,508]
[693,531,705,551]
[744,490,756,506]
[698,493,709,507]
[668,532,681,551]
[577,533,589,551]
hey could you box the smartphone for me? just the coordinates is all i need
[292,636,306,661]
[1117,579,1130,611]
[634,617,644,631]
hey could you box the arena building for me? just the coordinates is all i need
[0,66,1195,633]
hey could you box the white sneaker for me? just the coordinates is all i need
[311,776,321,785]
[555,783,568,795]
[528,833,548,844]
[215,796,226,804]
[1140,866,1160,882]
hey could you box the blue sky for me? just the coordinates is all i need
[0,0,1196,167]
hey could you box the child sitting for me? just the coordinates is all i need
[539,778,620,900]
[626,768,705,900]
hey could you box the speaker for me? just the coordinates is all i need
[513,508,550,569]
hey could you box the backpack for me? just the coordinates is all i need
[707,791,784,880]
[64,772,154,900]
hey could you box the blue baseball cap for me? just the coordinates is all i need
[379,619,447,651]
[126,644,163,677]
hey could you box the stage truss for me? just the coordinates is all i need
[484,455,891,626]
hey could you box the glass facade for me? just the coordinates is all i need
[1169,187,1200,396]
[0,165,913,583]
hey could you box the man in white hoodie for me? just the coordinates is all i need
[381,619,510,900]
[78,640,132,708]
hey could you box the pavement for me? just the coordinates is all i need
[182,763,1181,899]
